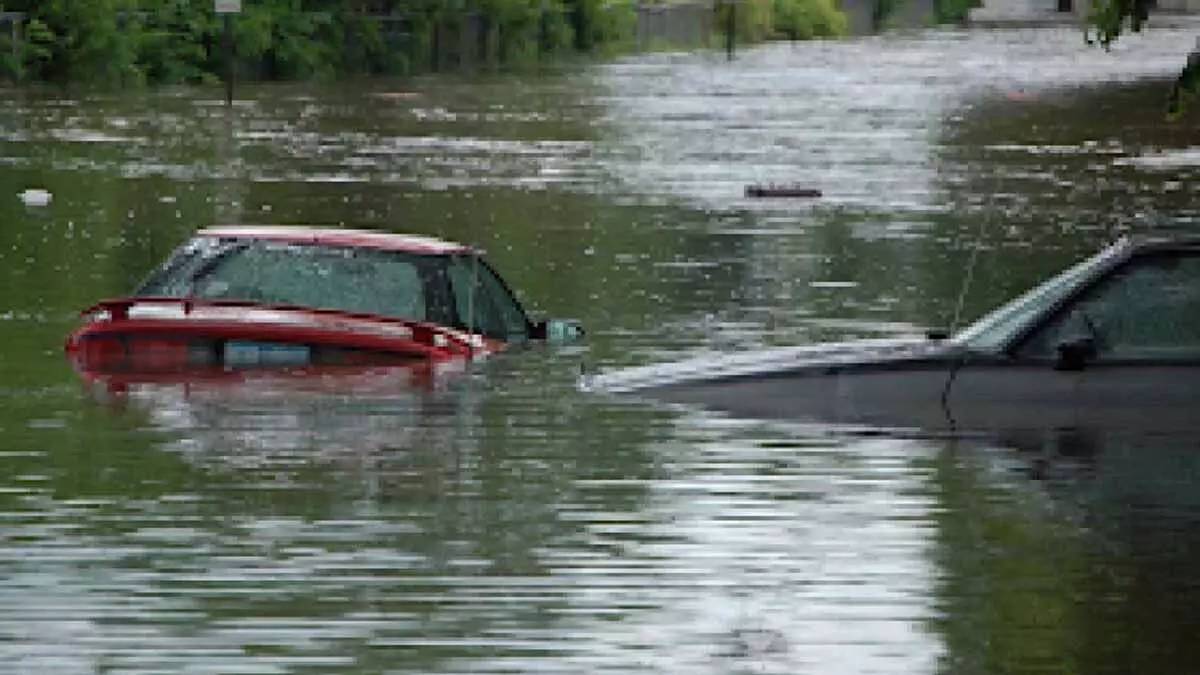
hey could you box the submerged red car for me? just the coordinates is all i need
[65,225,582,379]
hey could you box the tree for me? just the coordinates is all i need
[1087,0,1199,119]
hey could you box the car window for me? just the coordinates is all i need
[136,237,225,296]
[955,247,1114,351]
[182,242,427,320]
[447,256,529,341]
[1017,252,1200,360]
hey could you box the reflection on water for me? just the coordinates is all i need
[3,370,946,674]
[1,23,1199,675]
[935,430,1200,674]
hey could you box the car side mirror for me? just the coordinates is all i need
[532,318,584,343]
[1054,336,1096,371]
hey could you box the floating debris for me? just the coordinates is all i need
[369,91,422,101]
[744,183,822,198]
[18,188,52,206]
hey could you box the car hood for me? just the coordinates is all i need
[582,336,961,395]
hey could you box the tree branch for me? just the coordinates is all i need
[1087,0,1197,116]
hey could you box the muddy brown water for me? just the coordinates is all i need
[0,24,1197,674]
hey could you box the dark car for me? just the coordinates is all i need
[586,234,1200,436]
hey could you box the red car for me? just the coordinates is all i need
[66,225,582,381]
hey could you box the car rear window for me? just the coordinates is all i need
[168,240,429,320]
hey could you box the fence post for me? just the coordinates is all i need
[223,13,234,104]
[477,9,490,68]
[570,0,583,51]
[490,12,502,66]
[538,0,550,59]
[11,14,21,81]
[430,16,441,71]
[461,8,473,70]
[634,0,643,53]
[724,0,736,60]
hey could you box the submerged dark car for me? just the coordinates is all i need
[587,234,1200,436]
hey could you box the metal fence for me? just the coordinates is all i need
[358,10,556,72]
[634,1,717,52]
[417,2,721,69]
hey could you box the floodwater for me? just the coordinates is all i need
[1,24,1198,675]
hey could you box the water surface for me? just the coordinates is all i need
[1,23,1198,674]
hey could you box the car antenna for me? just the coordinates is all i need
[939,207,991,431]
[949,214,990,336]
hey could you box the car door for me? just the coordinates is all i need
[446,255,531,342]
[1004,249,1200,436]
[941,350,1086,435]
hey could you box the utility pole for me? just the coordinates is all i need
[215,0,241,106]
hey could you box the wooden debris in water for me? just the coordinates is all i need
[744,183,822,198]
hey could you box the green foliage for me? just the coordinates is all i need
[932,0,982,24]
[23,0,143,84]
[136,1,220,85]
[720,0,846,42]
[1167,50,1199,120]
[0,0,847,86]
[871,0,899,29]
[1085,0,1154,48]
[722,0,773,41]
[0,16,53,80]
[572,0,636,51]
[235,0,340,79]
[1085,0,1196,118]
[773,0,848,38]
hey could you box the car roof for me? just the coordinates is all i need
[198,225,476,255]
[1125,222,1200,250]
[1123,234,1200,256]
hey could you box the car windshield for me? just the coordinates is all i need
[954,242,1122,352]
[137,238,432,320]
